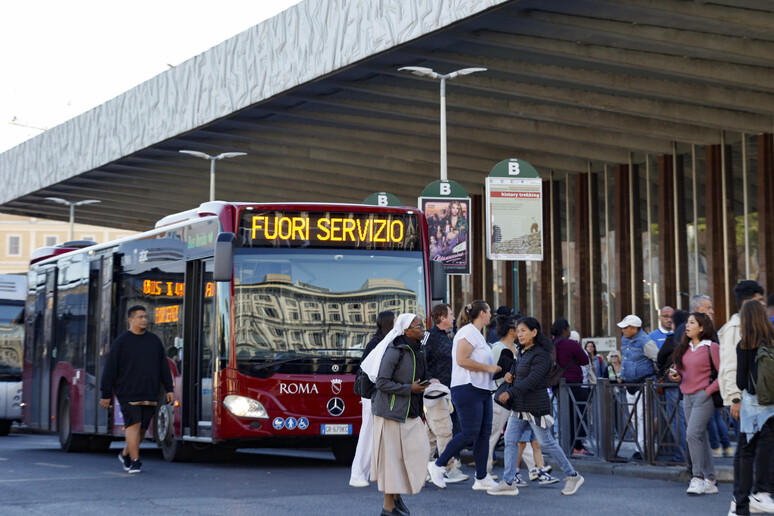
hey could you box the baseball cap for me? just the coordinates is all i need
[616,315,642,328]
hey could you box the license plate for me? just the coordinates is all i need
[321,424,352,435]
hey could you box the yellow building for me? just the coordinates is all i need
[0,213,136,274]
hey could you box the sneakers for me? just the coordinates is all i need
[750,492,774,513]
[118,451,131,472]
[536,468,559,485]
[427,461,447,489]
[472,474,498,491]
[572,448,594,456]
[529,465,552,481]
[729,500,737,516]
[128,458,142,474]
[687,476,705,495]
[444,465,469,484]
[712,447,724,458]
[349,477,369,487]
[703,479,719,494]
[487,481,519,496]
[513,473,527,487]
[724,446,735,458]
[561,473,584,495]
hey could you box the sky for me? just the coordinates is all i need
[0,0,303,153]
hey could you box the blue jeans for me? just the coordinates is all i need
[708,407,731,449]
[436,384,493,480]
[665,386,687,461]
[502,415,576,484]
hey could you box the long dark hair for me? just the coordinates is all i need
[458,300,489,326]
[375,310,395,338]
[673,312,715,371]
[740,299,774,350]
[517,316,552,349]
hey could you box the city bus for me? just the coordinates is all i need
[0,274,25,436]
[23,202,443,461]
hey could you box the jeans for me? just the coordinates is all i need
[502,415,576,484]
[734,418,774,515]
[708,407,731,449]
[436,384,493,480]
[664,386,687,461]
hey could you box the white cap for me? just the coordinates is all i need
[569,330,580,342]
[617,315,642,328]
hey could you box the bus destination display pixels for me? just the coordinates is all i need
[238,211,420,250]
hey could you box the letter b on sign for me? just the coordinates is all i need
[377,194,388,206]
[440,183,451,196]
[508,161,521,176]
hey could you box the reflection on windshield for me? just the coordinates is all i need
[233,249,426,372]
[0,304,24,380]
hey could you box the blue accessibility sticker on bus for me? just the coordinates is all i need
[272,417,284,430]
[297,417,309,430]
[285,417,297,430]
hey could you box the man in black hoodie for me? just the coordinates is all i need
[100,305,174,473]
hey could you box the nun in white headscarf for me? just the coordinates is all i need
[362,313,433,516]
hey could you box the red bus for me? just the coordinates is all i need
[23,202,443,461]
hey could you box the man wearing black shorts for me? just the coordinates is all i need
[100,305,174,473]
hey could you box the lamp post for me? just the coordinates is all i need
[44,197,101,241]
[398,66,486,181]
[179,150,247,201]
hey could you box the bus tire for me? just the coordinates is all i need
[0,420,11,436]
[155,404,193,462]
[331,437,357,465]
[57,385,88,452]
[88,436,112,453]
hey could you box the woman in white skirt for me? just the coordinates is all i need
[370,313,432,516]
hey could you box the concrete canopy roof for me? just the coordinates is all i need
[1,0,773,231]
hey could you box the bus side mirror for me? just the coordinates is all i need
[213,232,236,282]
[430,259,446,303]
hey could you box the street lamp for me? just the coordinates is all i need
[179,150,247,202]
[398,66,486,181]
[44,197,101,241]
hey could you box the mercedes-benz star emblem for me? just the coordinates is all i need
[327,397,345,416]
[331,364,339,373]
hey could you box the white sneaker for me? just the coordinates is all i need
[427,461,447,489]
[472,474,498,491]
[561,473,584,495]
[444,465,469,484]
[487,481,519,496]
[703,479,718,495]
[750,492,774,513]
[687,477,706,495]
[348,477,369,488]
[529,465,552,481]
[729,499,737,516]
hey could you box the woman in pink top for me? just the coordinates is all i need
[669,312,720,496]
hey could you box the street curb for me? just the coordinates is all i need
[568,459,734,484]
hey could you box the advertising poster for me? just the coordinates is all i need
[421,198,471,275]
[485,159,543,261]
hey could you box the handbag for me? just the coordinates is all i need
[707,345,724,408]
[353,367,375,398]
[493,381,514,410]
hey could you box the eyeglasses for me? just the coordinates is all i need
[408,323,425,330]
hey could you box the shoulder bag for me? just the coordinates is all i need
[707,345,724,408]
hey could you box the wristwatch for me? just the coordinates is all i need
[732,398,741,404]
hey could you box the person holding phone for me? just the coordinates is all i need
[371,313,434,516]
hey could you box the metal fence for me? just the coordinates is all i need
[550,378,735,465]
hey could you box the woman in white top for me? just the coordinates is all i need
[427,300,501,491]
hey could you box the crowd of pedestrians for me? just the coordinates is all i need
[350,280,774,516]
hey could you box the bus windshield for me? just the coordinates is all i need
[233,248,427,377]
[0,302,24,381]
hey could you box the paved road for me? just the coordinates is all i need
[0,433,732,515]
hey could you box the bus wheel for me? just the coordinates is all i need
[331,437,357,465]
[156,404,192,462]
[88,436,112,453]
[0,420,11,436]
[57,385,88,452]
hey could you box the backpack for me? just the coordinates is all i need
[755,345,774,405]
[547,342,576,388]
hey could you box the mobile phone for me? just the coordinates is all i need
[418,379,431,386]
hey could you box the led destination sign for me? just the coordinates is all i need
[238,210,420,250]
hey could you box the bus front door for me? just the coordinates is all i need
[183,260,214,438]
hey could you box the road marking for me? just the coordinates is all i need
[33,462,72,468]
[0,457,8,460]
[0,475,110,483]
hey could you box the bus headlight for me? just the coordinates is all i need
[223,395,269,419]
